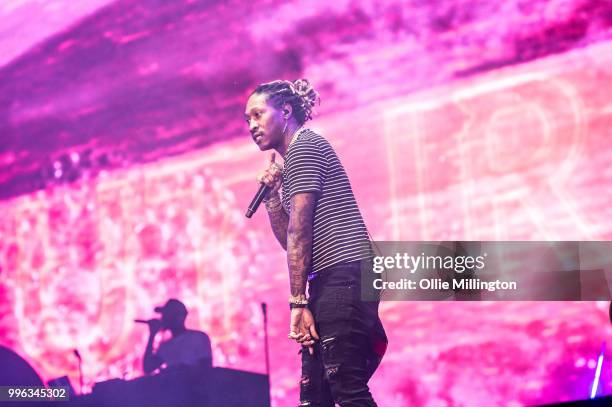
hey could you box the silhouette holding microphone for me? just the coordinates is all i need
[140,299,212,375]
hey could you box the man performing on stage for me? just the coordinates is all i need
[245,79,387,406]
[142,298,212,374]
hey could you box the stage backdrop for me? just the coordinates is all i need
[2,1,612,406]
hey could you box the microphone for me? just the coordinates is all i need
[73,349,81,360]
[134,319,157,324]
[245,183,270,218]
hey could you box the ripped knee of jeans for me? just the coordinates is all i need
[321,336,340,379]
[325,364,340,378]
[299,375,313,406]
[299,377,314,406]
[321,335,336,353]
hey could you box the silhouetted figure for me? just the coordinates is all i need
[142,299,212,375]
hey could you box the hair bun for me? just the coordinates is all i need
[291,79,319,121]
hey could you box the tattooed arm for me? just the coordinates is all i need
[287,192,317,297]
[265,195,289,250]
[287,192,319,352]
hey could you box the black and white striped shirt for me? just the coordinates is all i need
[281,129,372,275]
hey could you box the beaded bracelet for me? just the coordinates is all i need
[288,295,309,305]
[265,197,284,213]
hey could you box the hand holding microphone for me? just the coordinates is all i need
[246,152,283,218]
[135,318,163,336]
[258,152,283,196]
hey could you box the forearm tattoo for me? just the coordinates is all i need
[287,193,317,297]
[267,207,289,250]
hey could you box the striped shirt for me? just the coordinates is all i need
[281,129,372,275]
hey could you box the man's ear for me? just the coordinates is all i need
[282,103,293,119]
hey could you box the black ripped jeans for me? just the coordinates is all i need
[300,259,387,407]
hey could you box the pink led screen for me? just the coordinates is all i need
[2,1,612,406]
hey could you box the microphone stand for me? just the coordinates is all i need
[261,303,271,404]
[74,349,83,395]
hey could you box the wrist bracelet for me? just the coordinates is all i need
[265,204,284,213]
[265,198,284,213]
[288,295,308,305]
[263,199,280,207]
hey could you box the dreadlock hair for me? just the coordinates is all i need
[251,79,320,125]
